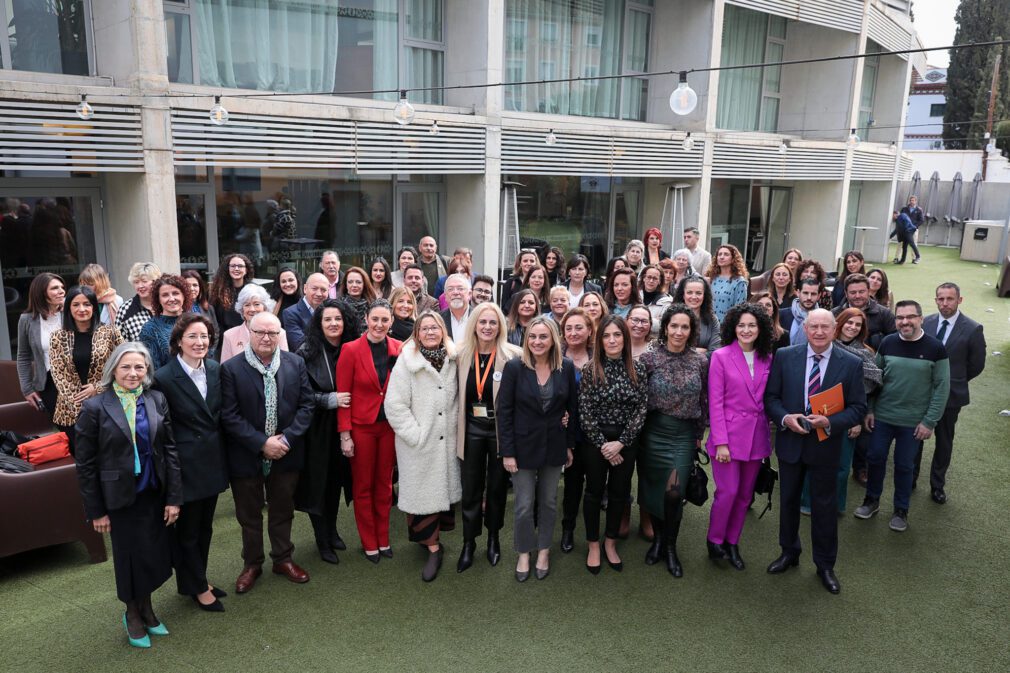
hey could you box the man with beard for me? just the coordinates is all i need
[439,274,472,343]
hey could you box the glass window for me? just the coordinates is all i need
[177,193,209,270]
[4,0,90,75]
[929,103,946,117]
[165,10,193,84]
[401,191,441,249]
[504,0,652,121]
[858,41,881,134]
[717,6,785,132]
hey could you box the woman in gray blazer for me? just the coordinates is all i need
[16,272,66,417]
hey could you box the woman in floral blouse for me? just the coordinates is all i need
[578,315,648,574]
[639,304,709,578]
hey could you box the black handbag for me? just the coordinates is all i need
[0,454,34,473]
[1,430,33,456]
[685,448,709,507]
[753,457,778,518]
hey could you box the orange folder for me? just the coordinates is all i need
[809,383,844,442]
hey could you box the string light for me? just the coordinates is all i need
[889,141,897,152]
[778,140,788,155]
[681,132,695,151]
[393,90,415,125]
[75,94,93,121]
[846,128,860,147]
[209,96,229,125]
[545,129,558,146]
[429,120,440,135]
[669,71,698,116]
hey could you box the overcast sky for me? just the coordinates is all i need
[912,0,959,68]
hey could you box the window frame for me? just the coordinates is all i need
[857,40,882,135]
[928,103,946,118]
[620,1,653,121]
[0,0,97,76]
[758,15,786,133]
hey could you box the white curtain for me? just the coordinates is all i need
[422,192,440,239]
[195,0,339,93]
[716,5,767,131]
[404,47,443,104]
[373,0,399,101]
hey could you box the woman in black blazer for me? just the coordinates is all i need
[153,314,229,613]
[497,316,578,582]
[75,342,182,649]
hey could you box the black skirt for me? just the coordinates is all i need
[107,489,173,602]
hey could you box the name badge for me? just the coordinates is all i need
[492,371,503,382]
[472,403,491,418]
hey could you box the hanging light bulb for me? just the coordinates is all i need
[209,96,229,126]
[75,94,94,121]
[429,120,440,136]
[393,90,415,126]
[545,129,558,146]
[669,71,698,116]
[681,132,695,152]
[889,141,897,153]
[846,128,860,147]
[778,140,788,155]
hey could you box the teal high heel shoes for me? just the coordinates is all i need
[145,621,169,636]
[122,614,151,649]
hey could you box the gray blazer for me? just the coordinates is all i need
[923,312,986,408]
[16,313,48,396]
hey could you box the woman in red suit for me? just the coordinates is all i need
[705,303,775,571]
[337,299,403,563]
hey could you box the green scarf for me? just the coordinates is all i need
[112,383,143,476]
[244,343,281,476]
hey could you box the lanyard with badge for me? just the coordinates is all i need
[472,350,496,418]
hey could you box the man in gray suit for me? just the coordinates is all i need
[915,282,986,504]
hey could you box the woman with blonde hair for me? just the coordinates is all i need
[115,262,163,342]
[79,263,124,326]
[455,301,522,573]
[388,286,417,341]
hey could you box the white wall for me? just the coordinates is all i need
[855,181,896,264]
[866,55,908,144]
[648,0,714,131]
[905,92,945,148]
[786,180,846,262]
[904,150,995,182]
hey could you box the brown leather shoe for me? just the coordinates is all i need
[235,565,262,594]
[272,560,310,583]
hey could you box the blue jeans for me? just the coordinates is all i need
[800,436,856,513]
[867,420,918,510]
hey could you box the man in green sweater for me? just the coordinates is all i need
[854,300,950,532]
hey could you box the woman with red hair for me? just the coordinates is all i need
[644,227,669,267]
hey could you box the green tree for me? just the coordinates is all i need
[943,2,1010,149]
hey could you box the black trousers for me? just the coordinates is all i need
[914,405,961,491]
[460,419,507,541]
[850,433,870,474]
[582,442,637,541]
[897,231,921,262]
[561,440,587,532]
[172,494,219,595]
[778,459,838,571]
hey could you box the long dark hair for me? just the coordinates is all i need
[61,285,100,332]
[301,298,360,361]
[507,288,539,331]
[588,315,638,386]
[657,303,698,350]
[673,276,716,327]
[209,253,254,310]
[270,266,302,303]
[719,303,773,358]
[369,257,393,298]
[181,269,211,312]
[24,272,64,319]
[867,268,890,305]
[837,250,865,288]
[604,267,642,308]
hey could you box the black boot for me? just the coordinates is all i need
[487,533,502,566]
[723,543,745,571]
[310,514,339,564]
[457,539,476,573]
[664,497,683,578]
[560,529,575,553]
[645,516,664,566]
[707,540,730,561]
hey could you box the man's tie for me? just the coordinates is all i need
[807,354,822,413]
[937,319,949,343]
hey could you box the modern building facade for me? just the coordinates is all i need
[904,66,946,150]
[0,0,924,357]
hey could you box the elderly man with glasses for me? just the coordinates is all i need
[221,311,316,594]
[439,273,472,343]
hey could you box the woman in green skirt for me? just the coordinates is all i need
[639,304,709,577]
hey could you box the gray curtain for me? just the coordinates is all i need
[716,5,767,131]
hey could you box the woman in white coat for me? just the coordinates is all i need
[384,310,460,582]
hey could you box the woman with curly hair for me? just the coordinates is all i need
[672,277,721,355]
[705,244,749,322]
[139,274,194,369]
[210,253,254,333]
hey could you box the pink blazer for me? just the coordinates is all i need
[706,340,773,461]
[219,324,290,362]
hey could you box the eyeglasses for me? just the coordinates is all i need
[251,329,281,339]
[628,317,650,326]
[183,334,211,342]
[419,325,442,333]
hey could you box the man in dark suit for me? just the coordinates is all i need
[916,282,986,503]
[221,312,315,593]
[282,272,328,352]
[439,273,471,343]
[764,309,867,594]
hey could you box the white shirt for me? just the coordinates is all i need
[449,307,470,344]
[742,349,755,378]
[803,343,833,413]
[935,310,960,345]
[567,286,585,309]
[40,313,62,371]
[177,354,208,399]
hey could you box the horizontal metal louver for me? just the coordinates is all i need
[867,6,912,60]
[726,0,863,34]
[711,142,846,180]
[897,153,914,179]
[501,130,704,177]
[0,99,143,172]
[355,122,485,174]
[172,110,485,174]
[851,149,898,180]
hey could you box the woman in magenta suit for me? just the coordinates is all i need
[337,299,403,563]
[705,303,775,570]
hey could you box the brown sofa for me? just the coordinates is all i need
[0,401,106,563]
[0,360,24,405]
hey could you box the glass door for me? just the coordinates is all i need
[395,181,446,257]
[176,184,218,274]
[610,181,641,259]
[761,186,792,270]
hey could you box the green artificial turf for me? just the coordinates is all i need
[2,245,1009,672]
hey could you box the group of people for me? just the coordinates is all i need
[11,228,985,649]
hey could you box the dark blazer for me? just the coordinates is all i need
[439,308,469,341]
[75,388,182,520]
[153,357,228,502]
[497,357,578,469]
[564,279,603,297]
[281,299,314,353]
[220,350,315,478]
[923,312,985,408]
[337,335,403,431]
[764,344,867,466]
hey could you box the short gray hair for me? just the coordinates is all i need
[444,273,471,290]
[235,283,275,316]
[626,239,645,253]
[672,248,692,261]
[100,342,155,389]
